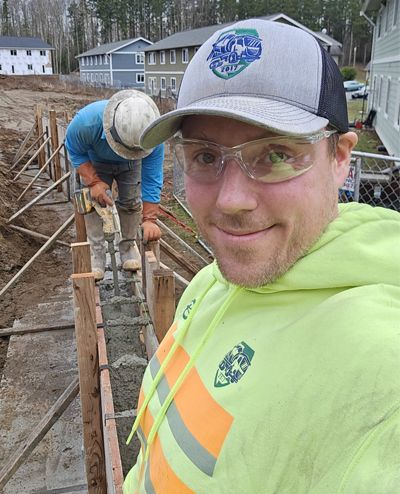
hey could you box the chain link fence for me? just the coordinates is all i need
[173,151,400,214]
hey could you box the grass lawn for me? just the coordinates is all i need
[347,98,383,154]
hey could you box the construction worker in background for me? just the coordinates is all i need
[65,90,164,280]
[123,20,400,493]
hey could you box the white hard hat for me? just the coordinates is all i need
[103,89,160,159]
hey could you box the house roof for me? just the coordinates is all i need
[77,37,151,57]
[0,36,53,49]
[361,0,382,12]
[144,13,341,52]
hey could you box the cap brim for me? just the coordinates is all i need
[140,96,329,149]
[104,91,152,160]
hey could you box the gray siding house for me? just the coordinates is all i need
[362,0,400,156]
[0,36,53,75]
[144,13,342,98]
[77,37,152,89]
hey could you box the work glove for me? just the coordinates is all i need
[142,201,161,243]
[77,161,113,207]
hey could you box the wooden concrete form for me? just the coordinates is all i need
[49,109,63,191]
[96,289,124,494]
[0,376,80,490]
[72,241,92,274]
[160,238,198,277]
[75,205,88,242]
[71,272,107,493]
[152,269,175,342]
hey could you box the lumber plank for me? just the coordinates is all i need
[12,122,36,164]
[72,273,106,493]
[159,238,198,277]
[0,214,75,298]
[0,377,79,490]
[35,104,46,168]
[152,268,175,343]
[8,224,70,247]
[12,135,51,182]
[72,242,92,274]
[49,109,62,191]
[7,171,71,224]
[9,131,46,171]
[144,250,158,323]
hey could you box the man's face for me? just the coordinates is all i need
[182,116,355,288]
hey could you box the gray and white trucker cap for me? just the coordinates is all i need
[140,19,348,149]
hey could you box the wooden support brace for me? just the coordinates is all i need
[71,272,106,492]
[7,171,71,224]
[152,269,175,343]
[17,141,64,201]
[160,261,189,287]
[159,238,199,277]
[8,224,70,247]
[0,322,75,337]
[0,377,79,490]
[144,250,159,322]
[0,214,74,298]
[9,131,46,172]
[12,122,36,165]
[74,205,87,242]
[12,135,51,182]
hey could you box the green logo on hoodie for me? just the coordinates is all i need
[214,341,254,387]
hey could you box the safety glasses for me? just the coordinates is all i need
[173,130,336,184]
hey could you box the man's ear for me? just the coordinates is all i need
[333,132,358,188]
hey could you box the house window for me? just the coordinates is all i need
[161,77,166,90]
[26,50,31,56]
[385,4,391,31]
[136,52,144,64]
[136,73,145,83]
[81,58,85,66]
[40,50,46,56]
[377,13,382,37]
[105,55,109,65]
[94,56,98,65]
[0,64,2,71]
[385,78,391,116]
[12,65,15,73]
[378,76,383,108]
[170,50,176,64]
[182,48,189,63]
[27,64,33,70]
[170,77,176,91]
[90,57,93,65]
[194,47,199,54]
[160,51,165,64]
[10,49,17,56]
[42,65,45,73]
[148,52,156,65]
[394,0,399,25]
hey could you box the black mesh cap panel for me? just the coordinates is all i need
[317,44,349,132]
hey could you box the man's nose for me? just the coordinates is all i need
[215,158,258,214]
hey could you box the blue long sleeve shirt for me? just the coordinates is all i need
[65,100,164,203]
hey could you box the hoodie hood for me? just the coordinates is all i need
[212,202,400,293]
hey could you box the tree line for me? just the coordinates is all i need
[0,0,375,74]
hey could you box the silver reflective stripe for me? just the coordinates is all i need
[144,458,156,494]
[137,426,147,448]
[149,356,217,476]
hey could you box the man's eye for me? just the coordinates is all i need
[268,151,290,163]
[194,151,217,165]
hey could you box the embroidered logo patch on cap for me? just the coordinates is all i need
[207,28,262,80]
[214,341,255,387]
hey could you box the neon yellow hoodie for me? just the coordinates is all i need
[124,203,400,494]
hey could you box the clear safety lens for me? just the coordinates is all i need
[173,131,335,184]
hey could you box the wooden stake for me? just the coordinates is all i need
[49,109,62,191]
[12,135,51,182]
[152,269,175,342]
[8,224,70,247]
[13,122,36,164]
[0,377,79,490]
[7,171,71,224]
[17,142,64,201]
[35,104,45,168]
[144,250,159,321]
[71,242,91,274]
[9,131,46,172]
[74,206,87,242]
[71,272,106,492]
[0,214,74,298]
[160,261,189,287]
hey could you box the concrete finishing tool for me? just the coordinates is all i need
[74,187,120,296]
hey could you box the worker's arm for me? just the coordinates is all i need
[141,144,164,242]
[65,108,112,206]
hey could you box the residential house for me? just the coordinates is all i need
[362,0,400,156]
[0,36,53,75]
[144,13,343,97]
[77,38,152,89]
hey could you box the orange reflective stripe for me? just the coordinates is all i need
[154,324,177,364]
[149,434,194,494]
[164,345,233,459]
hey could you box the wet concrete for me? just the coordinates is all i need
[99,281,148,476]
